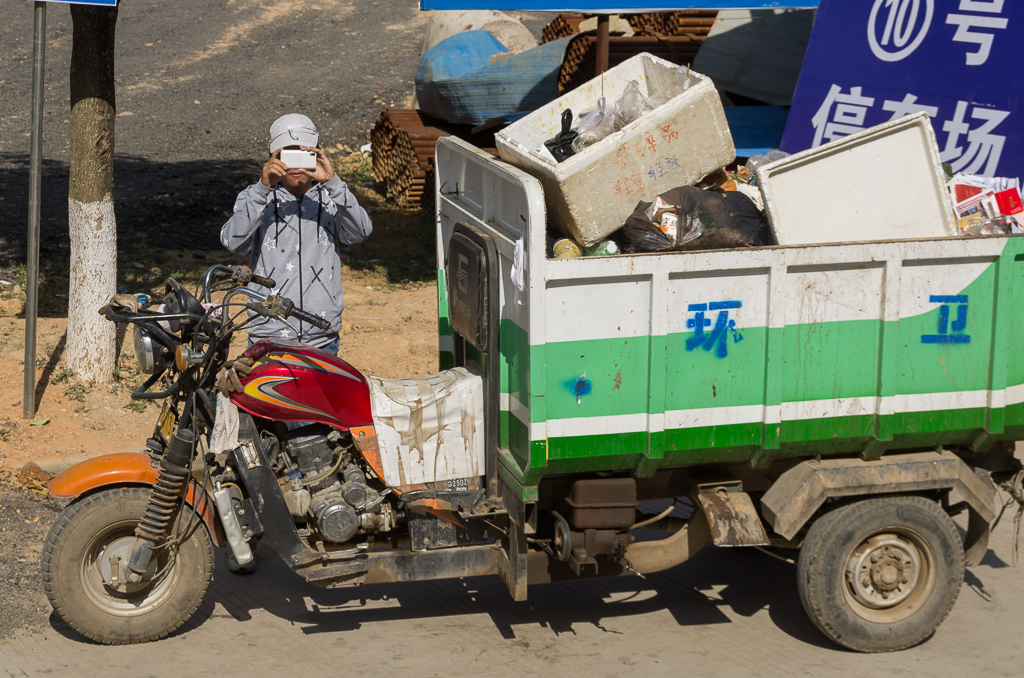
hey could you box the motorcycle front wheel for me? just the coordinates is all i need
[41,486,215,644]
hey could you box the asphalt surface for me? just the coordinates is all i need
[1,507,1023,676]
[0,476,62,642]
[0,0,430,274]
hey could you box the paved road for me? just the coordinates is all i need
[2,510,1022,677]
[0,0,556,276]
[0,0,429,272]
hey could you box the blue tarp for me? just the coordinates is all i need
[420,2,818,10]
[416,31,571,126]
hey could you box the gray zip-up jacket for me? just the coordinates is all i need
[220,175,372,348]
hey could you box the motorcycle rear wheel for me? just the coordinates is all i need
[41,486,214,644]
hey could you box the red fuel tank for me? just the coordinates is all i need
[231,340,373,429]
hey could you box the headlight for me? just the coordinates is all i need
[133,325,157,374]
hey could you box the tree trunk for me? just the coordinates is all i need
[67,4,118,384]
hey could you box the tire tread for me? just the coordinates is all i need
[797,495,964,653]
[40,487,214,645]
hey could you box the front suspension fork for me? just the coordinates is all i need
[125,427,194,582]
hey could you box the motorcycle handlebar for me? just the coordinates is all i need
[291,307,332,331]
[250,273,276,289]
[234,265,275,290]
[260,293,332,331]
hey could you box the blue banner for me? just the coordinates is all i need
[45,1,118,5]
[783,0,1024,183]
[420,2,818,10]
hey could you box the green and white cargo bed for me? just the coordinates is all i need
[432,136,1023,653]
[436,136,1023,491]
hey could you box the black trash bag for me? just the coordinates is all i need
[616,186,772,254]
[544,109,579,163]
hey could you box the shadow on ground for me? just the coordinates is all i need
[0,153,259,275]
[0,152,436,293]
[47,542,832,650]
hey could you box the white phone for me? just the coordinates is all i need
[280,149,317,170]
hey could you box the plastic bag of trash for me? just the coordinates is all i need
[614,80,653,131]
[571,99,616,153]
[738,150,789,185]
[617,186,772,253]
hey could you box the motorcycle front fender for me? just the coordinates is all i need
[48,452,225,547]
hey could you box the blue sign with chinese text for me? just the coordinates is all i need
[45,1,118,6]
[421,2,817,9]
[783,0,1024,184]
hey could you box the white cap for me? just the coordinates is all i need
[269,114,319,154]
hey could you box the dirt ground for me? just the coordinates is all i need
[0,263,441,475]
[0,259,441,641]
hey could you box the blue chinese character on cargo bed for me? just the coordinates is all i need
[686,301,743,358]
[921,295,971,345]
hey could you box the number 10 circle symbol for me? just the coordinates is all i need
[868,0,935,62]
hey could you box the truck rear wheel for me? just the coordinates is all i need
[797,495,963,653]
[41,486,215,644]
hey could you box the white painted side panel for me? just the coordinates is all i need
[783,265,885,325]
[545,277,652,343]
[898,259,993,318]
[667,269,771,336]
[369,367,485,487]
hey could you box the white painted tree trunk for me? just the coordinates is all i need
[65,195,117,383]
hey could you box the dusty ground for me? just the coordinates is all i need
[0,0,560,646]
[0,262,441,641]
[0,469,63,640]
[0,263,441,474]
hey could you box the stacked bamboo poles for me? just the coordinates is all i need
[557,35,705,94]
[622,11,717,37]
[541,13,585,43]
[541,11,718,44]
[370,110,497,210]
[664,10,718,37]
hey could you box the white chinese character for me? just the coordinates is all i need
[941,101,1010,176]
[946,0,1008,66]
[882,93,939,121]
[811,85,877,148]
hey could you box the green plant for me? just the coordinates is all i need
[110,355,146,394]
[52,368,73,384]
[64,383,89,403]
[336,151,374,187]
[124,400,147,414]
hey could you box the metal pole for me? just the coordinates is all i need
[24,1,46,419]
[595,14,610,75]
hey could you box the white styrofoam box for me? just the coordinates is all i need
[495,54,735,247]
[756,112,957,246]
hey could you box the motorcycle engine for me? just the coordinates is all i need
[280,426,397,544]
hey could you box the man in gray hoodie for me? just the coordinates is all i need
[221,113,372,354]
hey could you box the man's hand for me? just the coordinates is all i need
[300,146,335,184]
[261,149,288,188]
